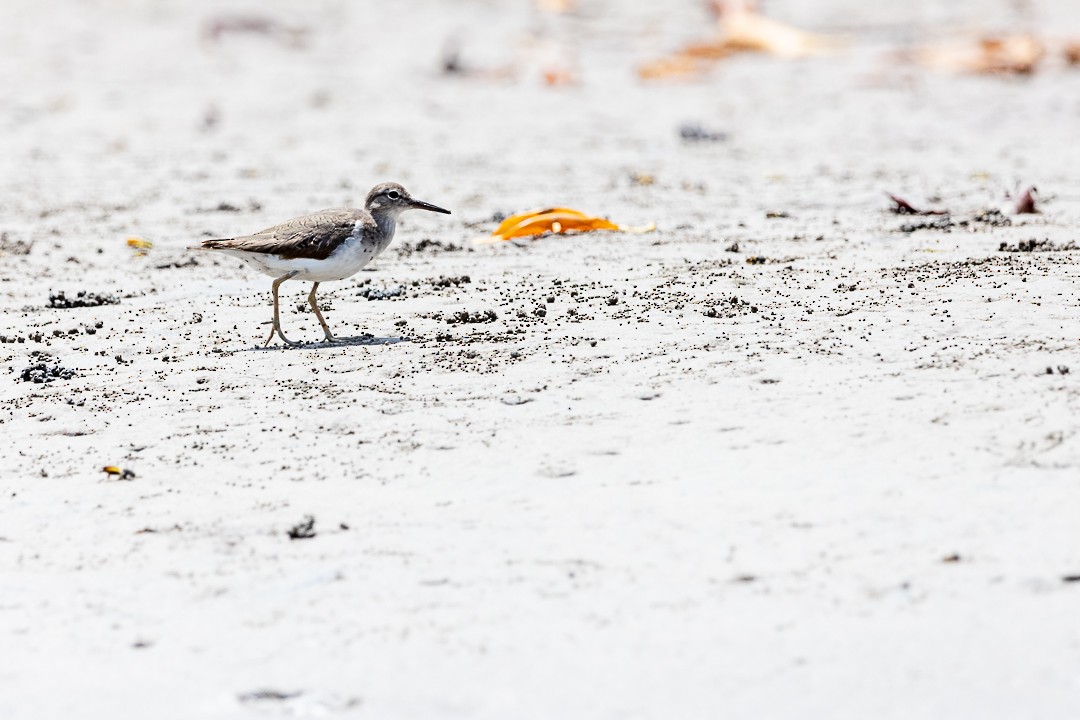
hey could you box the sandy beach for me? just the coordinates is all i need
[2,0,1080,717]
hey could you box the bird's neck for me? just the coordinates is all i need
[370,208,397,241]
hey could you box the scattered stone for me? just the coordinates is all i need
[48,290,119,309]
[898,217,956,233]
[287,516,316,540]
[357,285,405,301]
[679,123,727,143]
[704,296,759,318]
[19,363,76,383]
[998,238,1077,253]
[427,275,471,289]
[971,208,1011,227]
[446,309,497,324]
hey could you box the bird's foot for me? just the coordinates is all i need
[263,326,302,348]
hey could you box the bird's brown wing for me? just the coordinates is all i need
[200,208,370,260]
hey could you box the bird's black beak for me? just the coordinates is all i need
[409,198,452,215]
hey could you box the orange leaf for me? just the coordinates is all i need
[492,209,620,240]
[493,208,590,237]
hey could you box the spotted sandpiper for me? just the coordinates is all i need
[196,182,451,347]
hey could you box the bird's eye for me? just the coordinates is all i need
[386,190,400,200]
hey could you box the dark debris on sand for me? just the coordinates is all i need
[703,296,759,318]
[287,516,316,540]
[426,275,471,289]
[20,363,76,383]
[357,285,406,301]
[48,290,119,309]
[679,122,728,143]
[999,238,1078,253]
[898,217,957,233]
[396,238,464,256]
[446,309,497,324]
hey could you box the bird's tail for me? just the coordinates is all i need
[187,238,233,251]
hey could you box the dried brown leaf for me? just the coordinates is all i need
[1066,42,1080,65]
[1009,186,1038,214]
[887,193,948,216]
[917,35,1045,75]
[720,8,839,58]
[640,8,840,81]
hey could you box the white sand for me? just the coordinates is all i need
[2,1,1080,717]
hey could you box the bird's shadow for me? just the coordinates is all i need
[242,335,408,352]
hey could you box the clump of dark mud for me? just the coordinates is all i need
[425,275,471,289]
[48,290,119,308]
[446,309,497,324]
[357,285,406,301]
[396,239,463,256]
[20,363,76,383]
[999,238,1078,253]
[972,209,1012,227]
[679,122,727,143]
[899,208,1015,234]
[287,516,316,540]
[898,217,957,233]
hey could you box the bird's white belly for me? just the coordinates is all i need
[226,237,378,282]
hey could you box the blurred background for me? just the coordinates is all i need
[2,0,1080,251]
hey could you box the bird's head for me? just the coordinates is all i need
[365,182,451,216]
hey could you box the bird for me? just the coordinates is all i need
[195,182,451,347]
